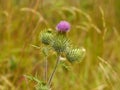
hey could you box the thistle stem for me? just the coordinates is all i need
[47,54,60,86]
[44,57,48,83]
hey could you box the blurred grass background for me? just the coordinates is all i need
[0,0,120,90]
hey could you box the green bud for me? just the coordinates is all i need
[66,48,86,62]
[40,29,54,45]
[52,35,70,53]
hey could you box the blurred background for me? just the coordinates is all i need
[0,0,120,90]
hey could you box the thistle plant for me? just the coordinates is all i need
[26,21,86,90]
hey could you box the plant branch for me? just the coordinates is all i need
[44,57,48,83]
[47,54,60,86]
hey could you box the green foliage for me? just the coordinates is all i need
[24,75,50,90]
[9,57,17,70]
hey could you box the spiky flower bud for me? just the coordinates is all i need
[56,21,71,32]
[52,35,70,53]
[66,48,86,62]
[40,29,54,45]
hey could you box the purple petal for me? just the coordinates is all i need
[56,21,71,32]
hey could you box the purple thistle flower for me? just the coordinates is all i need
[56,21,71,32]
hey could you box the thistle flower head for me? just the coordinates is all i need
[52,35,70,53]
[56,21,71,32]
[40,29,54,45]
[66,48,86,62]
